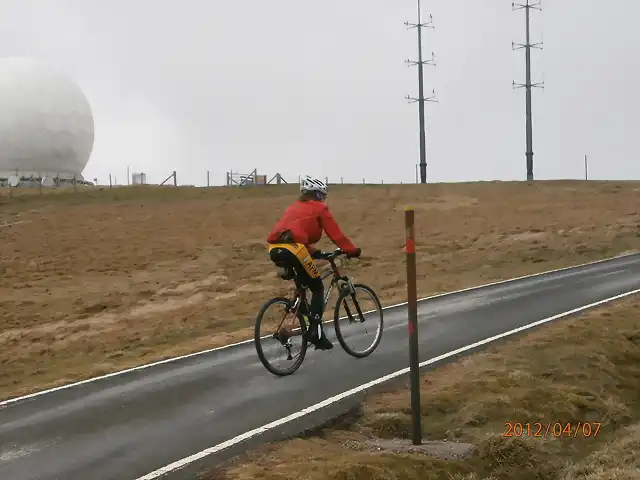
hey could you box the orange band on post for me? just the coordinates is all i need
[405,239,416,254]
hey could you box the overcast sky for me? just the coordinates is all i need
[0,0,638,186]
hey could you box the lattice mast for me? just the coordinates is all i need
[512,0,544,181]
[405,0,437,184]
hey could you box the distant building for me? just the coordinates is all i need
[0,56,94,187]
[132,172,147,185]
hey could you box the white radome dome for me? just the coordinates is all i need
[0,56,94,182]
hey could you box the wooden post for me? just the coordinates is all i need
[404,206,421,445]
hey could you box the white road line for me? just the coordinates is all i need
[0,252,636,408]
[135,287,640,480]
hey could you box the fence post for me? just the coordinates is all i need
[584,154,588,181]
[404,206,422,445]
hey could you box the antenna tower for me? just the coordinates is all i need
[405,0,437,184]
[512,0,544,181]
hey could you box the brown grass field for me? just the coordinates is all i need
[0,180,639,401]
[209,295,640,480]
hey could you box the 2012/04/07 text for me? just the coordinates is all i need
[503,422,601,438]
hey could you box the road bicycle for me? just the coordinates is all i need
[254,248,384,376]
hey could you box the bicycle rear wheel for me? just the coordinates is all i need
[333,283,383,358]
[254,296,308,376]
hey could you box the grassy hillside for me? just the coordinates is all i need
[0,180,638,400]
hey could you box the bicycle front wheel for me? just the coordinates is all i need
[254,296,308,376]
[333,283,383,358]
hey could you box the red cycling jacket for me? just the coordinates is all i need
[267,199,358,255]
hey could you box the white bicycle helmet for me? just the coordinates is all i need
[300,175,328,196]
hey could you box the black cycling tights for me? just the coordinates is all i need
[269,247,324,322]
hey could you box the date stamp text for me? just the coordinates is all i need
[503,421,601,438]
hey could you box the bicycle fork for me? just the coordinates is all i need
[340,278,366,324]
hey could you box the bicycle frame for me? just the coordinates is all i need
[289,255,355,320]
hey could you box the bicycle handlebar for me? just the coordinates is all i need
[315,248,358,261]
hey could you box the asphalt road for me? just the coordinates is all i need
[2,254,640,480]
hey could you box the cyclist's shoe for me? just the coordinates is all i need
[304,320,334,350]
[315,333,334,350]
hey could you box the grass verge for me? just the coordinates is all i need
[209,294,640,480]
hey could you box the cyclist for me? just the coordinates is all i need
[266,175,361,350]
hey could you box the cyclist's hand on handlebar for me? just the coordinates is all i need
[345,247,361,259]
[313,250,335,260]
[314,248,360,260]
